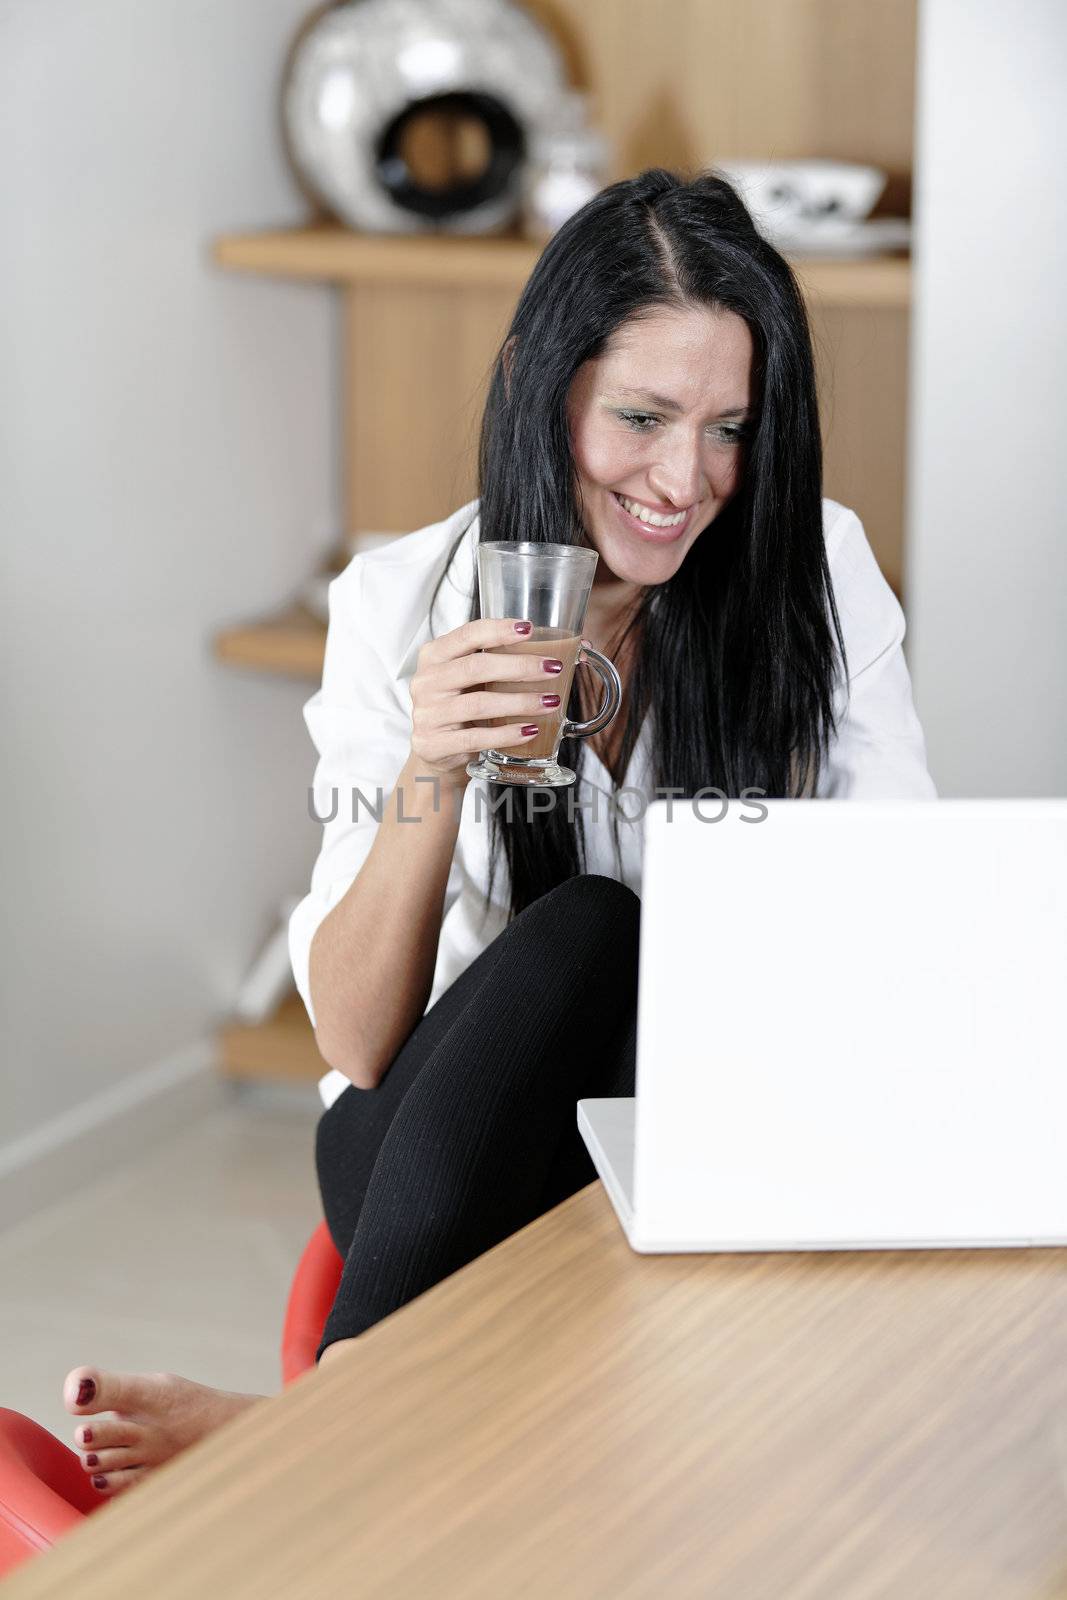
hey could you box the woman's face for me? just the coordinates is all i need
[565,303,755,587]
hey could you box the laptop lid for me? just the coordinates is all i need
[632,798,1067,1251]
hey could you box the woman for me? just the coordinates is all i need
[61,168,935,1494]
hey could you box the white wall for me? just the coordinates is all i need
[906,0,1067,796]
[0,1,337,1154]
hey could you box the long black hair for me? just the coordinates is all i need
[430,167,847,920]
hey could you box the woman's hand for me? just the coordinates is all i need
[409,619,565,781]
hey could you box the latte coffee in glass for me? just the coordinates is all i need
[465,542,622,788]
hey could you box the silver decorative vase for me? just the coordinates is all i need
[283,0,568,235]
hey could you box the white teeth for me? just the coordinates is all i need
[616,493,685,528]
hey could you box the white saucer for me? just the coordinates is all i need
[772,218,912,257]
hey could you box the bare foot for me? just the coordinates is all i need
[63,1365,266,1498]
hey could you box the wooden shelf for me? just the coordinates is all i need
[214,227,543,291]
[214,600,326,680]
[213,225,911,309]
[219,991,326,1083]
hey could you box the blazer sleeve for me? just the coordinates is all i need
[817,508,938,799]
[287,557,415,1030]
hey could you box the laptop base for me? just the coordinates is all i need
[577,1098,1067,1255]
[576,1098,637,1243]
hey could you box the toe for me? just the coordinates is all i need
[63,1365,104,1413]
[91,1465,147,1497]
[63,1366,170,1419]
[82,1446,138,1475]
[74,1415,140,1453]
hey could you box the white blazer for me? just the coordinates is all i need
[290,496,937,1110]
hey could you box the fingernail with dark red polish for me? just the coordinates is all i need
[85,1453,99,1467]
[521,725,539,736]
[540,694,561,708]
[513,620,532,634]
[542,659,563,674]
[92,1474,107,1490]
[81,1428,93,1445]
[77,1379,96,1406]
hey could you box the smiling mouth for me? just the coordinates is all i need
[612,491,688,527]
[610,490,696,540]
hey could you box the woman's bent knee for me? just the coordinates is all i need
[531,873,638,919]
[510,874,639,963]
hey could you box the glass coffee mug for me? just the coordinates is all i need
[465,541,623,788]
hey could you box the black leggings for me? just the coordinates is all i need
[313,873,640,1361]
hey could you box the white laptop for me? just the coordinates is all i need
[577,798,1067,1253]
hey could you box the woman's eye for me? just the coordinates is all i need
[617,411,749,445]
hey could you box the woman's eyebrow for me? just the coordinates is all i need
[604,387,751,417]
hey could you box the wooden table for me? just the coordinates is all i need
[10,1184,1067,1598]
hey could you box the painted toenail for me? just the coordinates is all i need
[85,1453,99,1467]
[77,1378,96,1406]
[80,1428,93,1445]
[92,1474,107,1490]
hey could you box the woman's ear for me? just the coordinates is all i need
[502,335,518,401]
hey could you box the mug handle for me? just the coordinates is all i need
[561,642,622,740]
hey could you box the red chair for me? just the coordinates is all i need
[0,1220,344,1577]
[280,1220,344,1385]
[0,1410,101,1574]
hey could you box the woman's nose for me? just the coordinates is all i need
[647,440,705,507]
